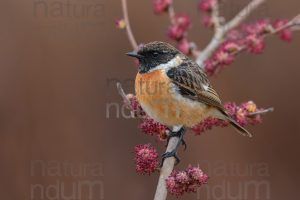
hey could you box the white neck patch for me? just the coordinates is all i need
[148,55,183,73]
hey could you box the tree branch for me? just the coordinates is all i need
[121,0,138,50]
[117,82,131,108]
[206,18,300,71]
[117,81,180,200]
[211,0,221,31]
[196,0,267,67]
[223,0,266,33]
[247,107,274,116]
[154,137,179,200]
[168,4,176,25]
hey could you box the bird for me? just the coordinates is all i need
[126,41,252,164]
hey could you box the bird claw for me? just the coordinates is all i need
[181,139,187,151]
[160,151,180,167]
[160,128,186,168]
[166,128,188,150]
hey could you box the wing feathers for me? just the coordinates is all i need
[166,59,223,109]
[166,58,252,137]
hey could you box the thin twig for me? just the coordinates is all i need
[223,0,266,33]
[196,0,267,67]
[211,0,221,31]
[116,82,135,116]
[121,0,138,50]
[247,107,274,116]
[168,4,176,25]
[117,82,130,105]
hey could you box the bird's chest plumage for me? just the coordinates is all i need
[135,70,213,127]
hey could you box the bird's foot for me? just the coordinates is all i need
[160,127,186,167]
[166,128,187,150]
[160,151,180,167]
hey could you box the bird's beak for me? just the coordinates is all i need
[126,51,143,59]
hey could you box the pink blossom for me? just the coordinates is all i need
[243,19,271,35]
[192,117,227,135]
[202,15,214,28]
[198,0,217,12]
[222,41,241,53]
[203,59,218,77]
[255,19,271,34]
[192,101,265,135]
[115,18,126,29]
[153,0,172,14]
[280,30,293,42]
[186,166,208,184]
[166,166,208,197]
[175,14,191,29]
[167,25,185,41]
[245,34,265,54]
[126,94,145,117]
[227,29,244,41]
[139,117,168,141]
[175,171,189,184]
[203,41,242,76]
[134,144,159,175]
[177,38,191,55]
[214,50,235,65]
[167,14,191,41]
[273,19,293,42]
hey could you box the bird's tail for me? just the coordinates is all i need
[219,109,252,137]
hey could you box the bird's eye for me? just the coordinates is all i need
[152,52,159,57]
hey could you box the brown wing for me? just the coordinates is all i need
[166,58,223,110]
[167,58,252,137]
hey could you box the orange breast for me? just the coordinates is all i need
[135,70,215,127]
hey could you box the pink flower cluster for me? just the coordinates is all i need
[198,0,218,29]
[198,0,217,12]
[153,0,172,14]
[192,101,264,135]
[273,19,293,42]
[166,166,208,197]
[134,144,159,175]
[139,117,169,141]
[167,14,194,55]
[204,19,293,76]
[126,94,145,117]
[152,0,196,55]
[167,14,191,41]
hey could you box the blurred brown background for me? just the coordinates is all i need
[0,0,299,199]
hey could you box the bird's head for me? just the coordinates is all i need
[126,41,181,73]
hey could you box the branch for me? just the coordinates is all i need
[121,0,138,50]
[211,0,221,31]
[247,107,274,116]
[117,82,178,200]
[196,0,266,67]
[223,0,266,33]
[154,137,179,200]
[168,4,176,25]
[117,82,138,119]
[206,18,300,71]
[117,82,131,108]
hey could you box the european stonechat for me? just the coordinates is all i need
[127,41,251,163]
